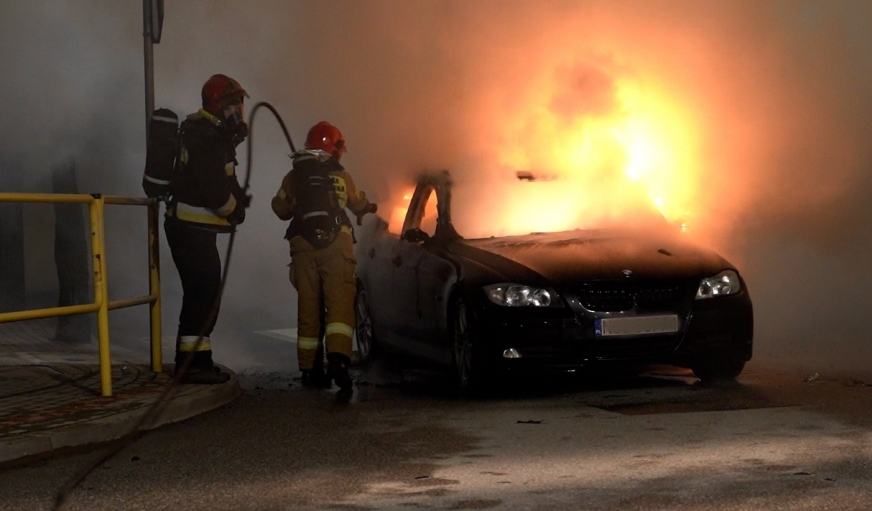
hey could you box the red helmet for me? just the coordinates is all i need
[201,74,249,115]
[305,121,347,161]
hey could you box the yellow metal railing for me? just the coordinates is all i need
[0,192,162,396]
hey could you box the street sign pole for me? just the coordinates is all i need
[142,0,163,146]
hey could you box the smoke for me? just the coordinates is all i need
[3,0,872,373]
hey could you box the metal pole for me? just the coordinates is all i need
[143,0,154,147]
[89,195,113,397]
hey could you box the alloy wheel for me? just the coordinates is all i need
[453,300,473,388]
[355,288,374,362]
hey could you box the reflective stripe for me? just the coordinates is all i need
[331,175,349,209]
[302,211,329,219]
[173,202,231,226]
[298,336,320,350]
[325,322,353,339]
[143,174,171,185]
[177,335,212,352]
[215,194,237,217]
[152,114,177,123]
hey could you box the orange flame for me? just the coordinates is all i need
[388,191,413,233]
[471,76,702,238]
[387,76,702,239]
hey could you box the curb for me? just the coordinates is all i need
[0,371,241,465]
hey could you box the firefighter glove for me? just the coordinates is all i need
[228,204,246,225]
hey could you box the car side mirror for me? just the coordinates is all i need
[402,228,431,244]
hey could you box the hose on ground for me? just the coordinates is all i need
[53,102,296,510]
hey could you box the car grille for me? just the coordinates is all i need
[577,280,690,313]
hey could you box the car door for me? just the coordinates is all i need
[385,179,447,359]
[388,235,425,343]
[359,230,398,344]
[416,245,456,364]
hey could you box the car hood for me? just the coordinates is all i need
[454,228,735,283]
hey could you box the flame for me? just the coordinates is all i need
[388,191,413,233]
[386,74,703,240]
[473,75,703,237]
[611,79,700,224]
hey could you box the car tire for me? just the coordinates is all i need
[691,357,746,384]
[354,285,377,364]
[451,298,486,393]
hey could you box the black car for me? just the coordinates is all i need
[354,170,753,390]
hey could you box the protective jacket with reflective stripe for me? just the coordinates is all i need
[166,109,245,232]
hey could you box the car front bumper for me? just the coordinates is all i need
[471,291,753,374]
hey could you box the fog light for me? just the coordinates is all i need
[503,348,521,359]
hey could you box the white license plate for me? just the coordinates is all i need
[594,315,680,337]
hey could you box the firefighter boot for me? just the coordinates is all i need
[301,368,331,388]
[301,340,331,388]
[327,353,353,390]
[174,350,231,385]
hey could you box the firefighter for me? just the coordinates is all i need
[164,74,252,384]
[271,121,377,390]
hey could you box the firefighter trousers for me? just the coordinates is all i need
[288,231,357,371]
[165,218,222,370]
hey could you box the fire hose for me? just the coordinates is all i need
[53,101,296,510]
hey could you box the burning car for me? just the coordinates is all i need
[354,170,752,390]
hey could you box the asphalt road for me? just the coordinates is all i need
[3,357,872,511]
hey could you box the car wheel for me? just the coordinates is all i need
[691,357,746,384]
[451,298,484,392]
[354,286,377,364]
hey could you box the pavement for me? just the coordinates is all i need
[0,318,240,466]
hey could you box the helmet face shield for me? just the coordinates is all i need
[221,100,248,146]
[222,101,245,127]
[333,137,347,159]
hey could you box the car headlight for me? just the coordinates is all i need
[696,270,741,299]
[484,284,560,307]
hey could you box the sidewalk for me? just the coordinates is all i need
[0,319,240,466]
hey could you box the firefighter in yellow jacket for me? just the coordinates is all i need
[271,121,377,389]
